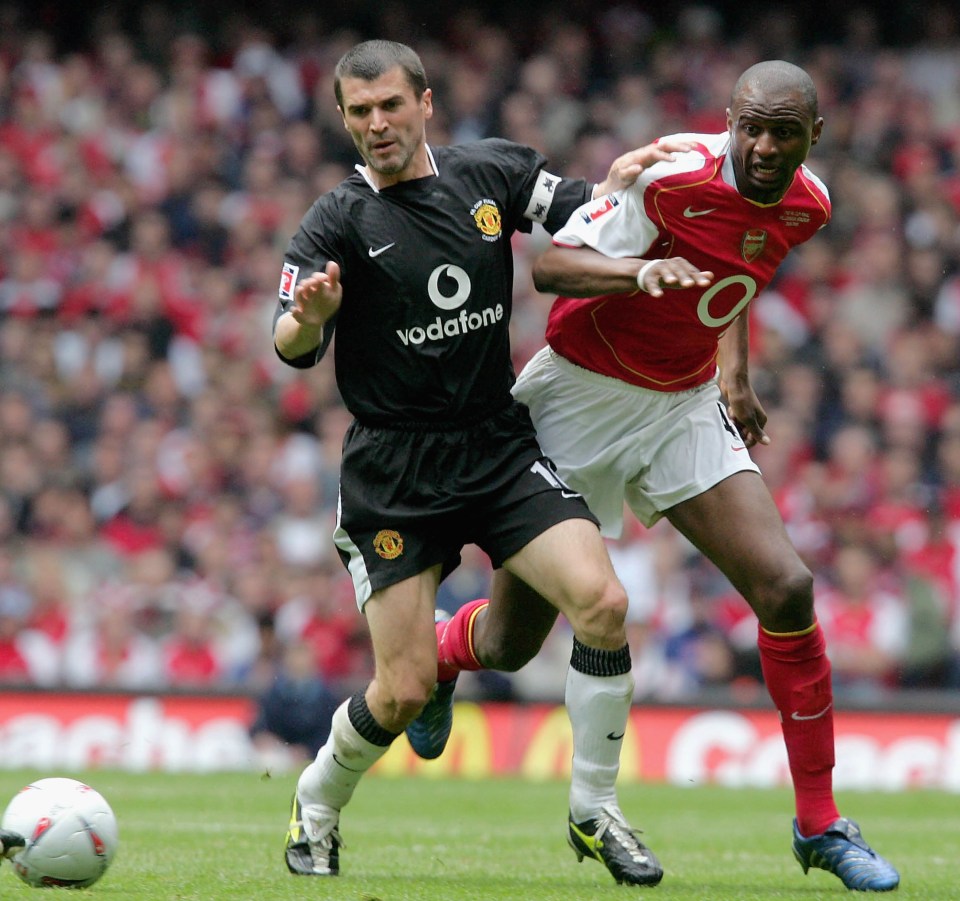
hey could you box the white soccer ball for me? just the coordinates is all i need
[1,777,118,888]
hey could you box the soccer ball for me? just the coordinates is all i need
[1,777,118,888]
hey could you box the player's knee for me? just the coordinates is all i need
[569,579,628,646]
[473,589,558,670]
[376,677,436,730]
[482,636,539,672]
[756,566,814,632]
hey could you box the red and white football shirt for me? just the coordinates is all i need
[546,132,831,391]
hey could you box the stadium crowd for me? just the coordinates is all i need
[2,2,960,717]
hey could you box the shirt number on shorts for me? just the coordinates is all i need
[530,459,581,499]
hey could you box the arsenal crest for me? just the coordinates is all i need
[741,229,767,262]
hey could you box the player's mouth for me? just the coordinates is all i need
[750,163,782,183]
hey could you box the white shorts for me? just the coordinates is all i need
[512,346,761,537]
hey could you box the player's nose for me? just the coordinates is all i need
[754,130,778,157]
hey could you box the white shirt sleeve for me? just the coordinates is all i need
[552,139,707,257]
[552,186,658,258]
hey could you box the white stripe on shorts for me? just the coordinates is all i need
[333,487,373,610]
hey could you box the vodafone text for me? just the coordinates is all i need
[396,304,504,346]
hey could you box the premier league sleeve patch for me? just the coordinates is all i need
[278,261,299,301]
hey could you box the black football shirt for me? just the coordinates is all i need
[274,139,592,427]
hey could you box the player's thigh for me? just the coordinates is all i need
[363,565,442,706]
[514,348,640,536]
[336,422,464,608]
[501,517,623,623]
[627,382,760,526]
[665,471,810,607]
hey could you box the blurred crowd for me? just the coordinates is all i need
[2,2,960,722]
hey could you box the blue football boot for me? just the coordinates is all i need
[792,817,900,892]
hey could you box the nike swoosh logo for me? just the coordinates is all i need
[731,445,747,452]
[683,206,717,218]
[606,731,625,741]
[569,821,602,856]
[332,753,363,772]
[569,820,651,866]
[791,703,832,721]
[368,242,396,257]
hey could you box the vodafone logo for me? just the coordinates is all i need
[396,263,503,346]
[427,264,471,310]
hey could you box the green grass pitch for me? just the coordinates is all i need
[0,770,957,899]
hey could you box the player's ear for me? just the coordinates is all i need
[725,107,733,132]
[422,87,433,120]
[810,116,824,146]
[337,106,348,130]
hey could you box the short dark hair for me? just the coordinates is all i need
[334,40,428,107]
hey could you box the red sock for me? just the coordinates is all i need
[436,599,488,682]
[757,621,840,837]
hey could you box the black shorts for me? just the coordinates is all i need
[333,402,599,607]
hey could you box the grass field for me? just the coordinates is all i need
[0,770,956,899]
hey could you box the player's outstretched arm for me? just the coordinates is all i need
[533,249,712,299]
[275,260,342,360]
[718,316,769,448]
[594,138,693,197]
[533,246,645,297]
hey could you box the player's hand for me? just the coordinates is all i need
[720,377,770,448]
[636,257,713,298]
[596,139,693,196]
[291,261,342,327]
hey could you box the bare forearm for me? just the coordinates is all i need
[717,313,768,447]
[717,314,750,385]
[533,246,643,297]
[274,262,342,360]
[275,311,324,360]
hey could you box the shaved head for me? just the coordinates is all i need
[725,59,823,203]
[732,60,819,118]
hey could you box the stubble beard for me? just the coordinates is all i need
[364,141,415,177]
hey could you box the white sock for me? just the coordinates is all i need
[297,699,393,812]
[566,663,634,824]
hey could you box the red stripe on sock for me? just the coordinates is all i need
[436,599,488,683]
[757,622,840,837]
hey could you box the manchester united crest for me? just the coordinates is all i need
[373,529,404,559]
[471,199,502,242]
[741,229,767,263]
